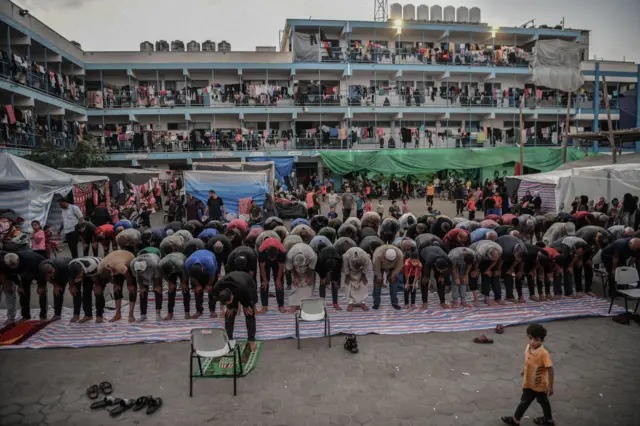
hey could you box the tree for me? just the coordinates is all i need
[24,139,106,169]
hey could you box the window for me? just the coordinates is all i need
[167,122,188,131]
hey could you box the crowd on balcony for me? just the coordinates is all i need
[0,50,86,105]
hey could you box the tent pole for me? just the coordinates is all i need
[562,92,572,163]
[601,75,617,164]
[519,98,524,175]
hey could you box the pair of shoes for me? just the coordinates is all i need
[132,395,163,415]
[86,382,112,399]
[344,334,358,354]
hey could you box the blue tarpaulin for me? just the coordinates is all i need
[247,157,294,190]
[184,171,268,215]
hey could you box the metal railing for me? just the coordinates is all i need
[0,133,76,150]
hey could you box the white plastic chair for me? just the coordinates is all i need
[190,327,242,396]
[609,267,640,314]
[295,298,331,350]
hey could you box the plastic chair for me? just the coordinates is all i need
[295,298,331,350]
[609,267,640,314]
[190,327,243,396]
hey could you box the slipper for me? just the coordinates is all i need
[146,397,163,415]
[501,416,518,425]
[99,381,113,395]
[90,396,121,410]
[132,396,148,412]
[473,335,494,344]
[495,324,505,334]
[109,399,135,417]
[612,315,630,325]
[533,417,555,425]
[86,384,99,400]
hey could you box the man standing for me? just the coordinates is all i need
[185,249,219,319]
[257,237,286,313]
[59,199,83,259]
[341,186,355,221]
[372,245,403,310]
[204,190,226,222]
[327,188,340,213]
[185,194,204,222]
[213,271,258,351]
[342,247,371,312]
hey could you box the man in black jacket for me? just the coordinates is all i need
[213,271,258,350]
[2,250,46,321]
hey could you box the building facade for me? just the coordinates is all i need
[0,0,639,174]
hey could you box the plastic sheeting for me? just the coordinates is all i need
[293,32,320,62]
[320,147,586,176]
[193,161,276,193]
[531,40,584,92]
[247,157,294,190]
[184,171,268,215]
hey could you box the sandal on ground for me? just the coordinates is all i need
[109,399,135,417]
[473,335,494,344]
[99,381,113,395]
[533,416,555,425]
[133,396,149,411]
[344,335,359,353]
[495,324,505,334]
[90,396,121,410]
[86,384,99,400]
[146,397,163,415]
[612,314,630,325]
[501,416,519,425]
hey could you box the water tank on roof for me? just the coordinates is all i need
[187,41,201,52]
[443,6,455,22]
[155,40,169,52]
[403,4,416,20]
[430,5,442,21]
[469,7,481,23]
[171,40,185,51]
[417,5,429,20]
[456,6,468,22]
[202,40,216,52]
[140,41,154,52]
[390,3,402,20]
[218,40,231,53]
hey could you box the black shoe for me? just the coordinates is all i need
[392,304,402,310]
[372,305,379,310]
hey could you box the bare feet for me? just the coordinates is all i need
[451,303,460,309]
[347,304,354,312]
[530,296,539,302]
[518,297,526,303]
[333,304,342,311]
[484,298,495,306]
[403,305,411,310]
[78,316,93,323]
[539,295,547,301]
[248,341,257,351]
[278,306,287,314]
[286,307,298,314]
[109,314,122,323]
[586,292,596,297]
[440,303,450,309]
[128,315,136,323]
[421,303,429,310]
[411,304,418,309]
[191,312,202,319]
[360,303,368,311]
[70,316,79,323]
[506,298,518,304]
[496,300,506,305]
[210,312,218,318]
[461,302,472,308]
[95,316,104,323]
[164,313,174,321]
[473,301,480,307]
[50,315,61,322]
[185,312,191,320]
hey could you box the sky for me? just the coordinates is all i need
[13,0,640,63]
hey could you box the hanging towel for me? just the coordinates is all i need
[5,105,16,124]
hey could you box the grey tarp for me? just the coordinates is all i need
[293,32,320,62]
[531,40,584,92]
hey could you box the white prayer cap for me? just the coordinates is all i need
[134,260,148,272]
[166,229,175,236]
[385,248,397,261]
[294,253,307,267]
[4,253,18,268]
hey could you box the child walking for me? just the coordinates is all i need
[376,200,384,219]
[502,324,555,425]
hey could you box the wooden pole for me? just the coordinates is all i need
[601,75,617,164]
[562,92,572,163]
[519,97,524,175]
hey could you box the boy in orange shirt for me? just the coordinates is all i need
[426,183,435,207]
[465,196,477,220]
[493,191,504,216]
[502,324,554,425]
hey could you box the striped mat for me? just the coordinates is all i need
[0,287,623,349]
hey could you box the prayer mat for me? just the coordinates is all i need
[0,320,50,346]
[193,340,263,378]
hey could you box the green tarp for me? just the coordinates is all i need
[320,147,586,176]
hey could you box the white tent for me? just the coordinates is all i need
[508,163,640,211]
[0,152,107,229]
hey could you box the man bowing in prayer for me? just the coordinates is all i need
[285,243,318,313]
[342,247,372,312]
[213,271,258,351]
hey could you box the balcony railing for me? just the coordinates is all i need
[0,132,77,150]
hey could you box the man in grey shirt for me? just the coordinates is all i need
[130,252,162,322]
[285,243,317,311]
[341,187,355,221]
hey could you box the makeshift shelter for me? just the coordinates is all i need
[0,152,108,230]
[506,163,640,212]
[192,161,277,193]
[184,171,268,215]
[62,167,159,202]
[556,152,640,170]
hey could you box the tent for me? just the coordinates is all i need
[555,152,640,170]
[192,161,276,193]
[0,152,108,229]
[506,163,640,212]
[62,167,159,202]
[183,171,268,216]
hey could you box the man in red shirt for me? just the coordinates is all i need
[95,224,115,256]
[257,238,286,313]
[443,228,471,252]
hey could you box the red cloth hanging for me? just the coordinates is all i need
[514,162,522,176]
